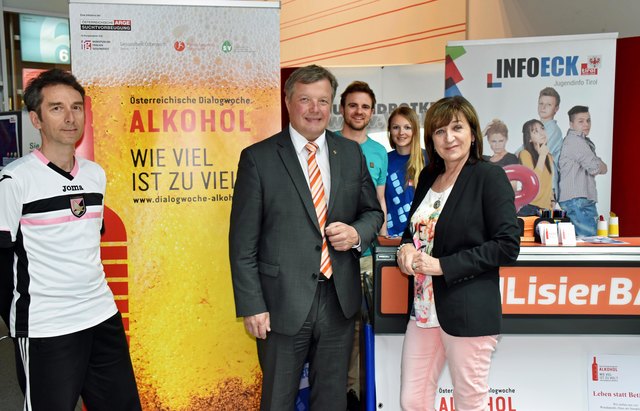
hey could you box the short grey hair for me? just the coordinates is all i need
[284,65,338,102]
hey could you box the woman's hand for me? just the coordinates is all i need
[534,142,550,172]
[412,253,443,276]
[536,142,549,158]
[397,245,443,276]
[397,244,419,275]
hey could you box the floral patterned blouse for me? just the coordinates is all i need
[409,185,453,328]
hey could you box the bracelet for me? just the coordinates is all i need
[396,242,411,257]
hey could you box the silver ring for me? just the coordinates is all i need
[411,262,417,270]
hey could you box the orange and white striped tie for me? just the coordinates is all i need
[305,141,333,278]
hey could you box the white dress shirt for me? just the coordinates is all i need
[289,125,331,203]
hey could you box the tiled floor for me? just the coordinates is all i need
[0,320,23,410]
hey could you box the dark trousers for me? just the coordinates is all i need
[257,279,355,410]
[16,312,141,411]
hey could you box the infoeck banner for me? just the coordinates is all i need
[69,0,280,408]
[445,33,616,219]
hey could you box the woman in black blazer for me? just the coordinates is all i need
[396,96,520,411]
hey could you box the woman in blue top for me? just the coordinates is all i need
[383,106,427,236]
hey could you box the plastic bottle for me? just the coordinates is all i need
[596,215,608,237]
[609,212,619,237]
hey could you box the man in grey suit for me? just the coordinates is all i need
[229,65,383,410]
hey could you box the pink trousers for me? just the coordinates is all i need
[400,321,498,411]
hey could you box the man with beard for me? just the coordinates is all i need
[337,81,387,409]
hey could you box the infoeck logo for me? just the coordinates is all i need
[222,40,232,53]
[487,54,601,88]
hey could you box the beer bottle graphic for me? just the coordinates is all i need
[592,356,599,381]
[76,96,131,341]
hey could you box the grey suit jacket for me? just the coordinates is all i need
[229,129,383,336]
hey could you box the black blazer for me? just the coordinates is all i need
[229,129,383,336]
[402,161,520,336]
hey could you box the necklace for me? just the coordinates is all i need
[429,183,454,210]
[430,192,444,209]
[431,169,459,209]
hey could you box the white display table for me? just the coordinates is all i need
[370,238,640,411]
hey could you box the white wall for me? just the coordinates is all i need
[468,0,640,40]
[2,0,68,16]
[7,0,640,39]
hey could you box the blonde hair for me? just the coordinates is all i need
[388,106,424,187]
[484,119,508,139]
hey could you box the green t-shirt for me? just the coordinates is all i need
[335,131,388,257]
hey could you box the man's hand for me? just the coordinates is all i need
[243,312,271,339]
[598,161,608,175]
[325,222,359,251]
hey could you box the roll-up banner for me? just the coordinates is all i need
[69,1,280,408]
[446,33,616,218]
